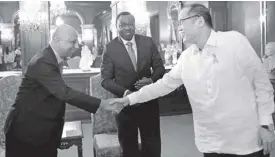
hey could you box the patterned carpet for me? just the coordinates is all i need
[58,114,202,157]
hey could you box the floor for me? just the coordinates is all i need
[58,114,203,157]
[58,114,275,157]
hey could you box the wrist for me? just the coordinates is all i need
[123,90,129,97]
[124,97,131,107]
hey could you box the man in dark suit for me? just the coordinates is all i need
[5,24,119,157]
[101,12,165,157]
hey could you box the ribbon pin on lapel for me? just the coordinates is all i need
[212,53,218,64]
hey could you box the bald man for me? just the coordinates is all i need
[4,24,119,157]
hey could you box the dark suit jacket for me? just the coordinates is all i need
[101,35,165,98]
[5,45,101,146]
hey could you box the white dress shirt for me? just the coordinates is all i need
[127,30,275,155]
[121,36,138,97]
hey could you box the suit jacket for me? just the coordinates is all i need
[5,45,101,146]
[101,35,165,98]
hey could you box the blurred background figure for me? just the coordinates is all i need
[14,47,21,69]
[0,45,3,71]
[79,44,95,70]
[263,42,275,96]
[262,42,275,123]
[4,47,15,71]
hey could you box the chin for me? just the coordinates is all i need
[124,35,134,40]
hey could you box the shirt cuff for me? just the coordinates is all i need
[123,90,129,97]
[127,93,138,106]
[259,115,274,125]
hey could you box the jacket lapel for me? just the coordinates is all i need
[135,35,142,72]
[44,45,61,73]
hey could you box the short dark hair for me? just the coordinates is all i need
[116,11,135,25]
[184,3,213,28]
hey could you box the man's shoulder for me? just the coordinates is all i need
[217,30,246,41]
[28,46,53,66]
[107,37,120,46]
[135,34,152,42]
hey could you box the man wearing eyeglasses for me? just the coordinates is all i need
[101,12,165,157]
[110,4,275,157]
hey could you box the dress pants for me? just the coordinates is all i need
[204,150,269,157]
[116,100,161,157]
[5,122,58,157]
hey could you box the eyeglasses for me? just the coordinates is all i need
[178,14,200,26]
[118,23,135,29]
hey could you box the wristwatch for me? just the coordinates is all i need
[261,124,275,131]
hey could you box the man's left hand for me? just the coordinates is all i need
[134,77,153,90]
[259,127,275,155]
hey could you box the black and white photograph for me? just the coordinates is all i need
[0,1,275,157]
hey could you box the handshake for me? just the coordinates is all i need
[99,97,130,114]
[98,77,152,113]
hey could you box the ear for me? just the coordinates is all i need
[196,16,205,27]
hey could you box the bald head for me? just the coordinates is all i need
[51,24,78,42]
[50,24,79,59]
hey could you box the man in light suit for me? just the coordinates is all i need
[5,24,118,157]
[101,12,165,157]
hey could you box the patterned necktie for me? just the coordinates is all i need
[126,42,137,71]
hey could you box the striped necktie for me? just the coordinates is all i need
[126,42,137,71]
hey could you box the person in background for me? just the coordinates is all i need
[101,11,165,157]
[14,47,22,69]
[110,4,275,157]
[4,47,15,71]
[0,45,3,71]
[262,42,275,123]
[263,42,275,96]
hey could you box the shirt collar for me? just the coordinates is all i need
[50,44,63,64]
[120,35,136,46]
[204,29,218,48]
[192,30,217,55]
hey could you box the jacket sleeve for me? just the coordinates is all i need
[27,59,101,113]
[150,38,165,82]
[101,46,128,97]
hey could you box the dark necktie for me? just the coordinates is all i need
[126,42,137,71]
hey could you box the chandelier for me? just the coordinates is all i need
[50,1,67,18]
[19,1,48,32]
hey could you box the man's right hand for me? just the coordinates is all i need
[109,97,130,109]
[98,99,124,113]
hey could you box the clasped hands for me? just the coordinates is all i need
[99,77,152,114]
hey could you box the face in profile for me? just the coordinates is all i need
[116,15,135,41]
[60,34,79,60]
[178,8,200,44]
